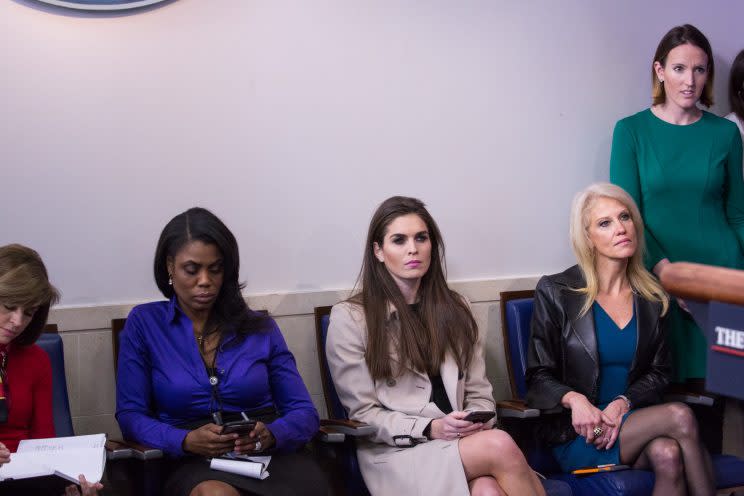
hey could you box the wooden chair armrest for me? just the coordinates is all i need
[105,440,134,460]
[496,399,540,418]
[664,392,715,406]
[106,439,163,460]
[316,425,346,443]
[320,419,375,436]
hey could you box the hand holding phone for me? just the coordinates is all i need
[220,419,256,436]
[463,411,496,423]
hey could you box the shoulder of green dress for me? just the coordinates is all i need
[615,108,652,130]
[701,110,738,132]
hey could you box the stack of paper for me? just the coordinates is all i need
[0,433,106,484]
[210,454,271,480]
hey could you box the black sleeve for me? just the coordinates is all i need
[525,276,572,410]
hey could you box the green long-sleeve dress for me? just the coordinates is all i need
[610,108,744,381]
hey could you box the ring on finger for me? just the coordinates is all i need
[593,426,603,437]
[254,440,262,452]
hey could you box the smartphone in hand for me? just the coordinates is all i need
[220,419,257,436]
[463,411,496,423]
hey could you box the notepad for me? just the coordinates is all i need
[0,433,107,484]
[210,454,271,480]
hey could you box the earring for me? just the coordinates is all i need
[659,78,664,84]
[168,275,173,286]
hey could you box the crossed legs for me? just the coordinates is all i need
[459,429,545,496]
[618,402,714,496]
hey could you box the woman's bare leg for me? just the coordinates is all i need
[459,429,545,496]
[189,480,241,496]
[618,402,714,496]
[469,475,505,496]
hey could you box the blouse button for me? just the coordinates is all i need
[386,379,396,387]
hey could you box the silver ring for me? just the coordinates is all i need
[254,440,262,452]
[593,426,603,437]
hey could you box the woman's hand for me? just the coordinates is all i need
[64,475,103,496]
[234,421,276,454]
[182,423,240,458]
[562,391,615,444]
[593,399,628,450]
[429,411,484,441]
[0,442,9,465]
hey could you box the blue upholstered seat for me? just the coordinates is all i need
[316,309,370,496]
[36,332,74,438]
[502,295,744,496]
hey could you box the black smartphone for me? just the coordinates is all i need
[463,410,496,423]
[220,419,256,436]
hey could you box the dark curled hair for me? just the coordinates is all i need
[0,244,60,346]
[349,196,478,381]
[652,24,714,107]
[153,207,266,337]
[730,49,744,122]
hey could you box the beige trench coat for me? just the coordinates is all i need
[326,300,495,496]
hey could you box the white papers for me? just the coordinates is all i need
[210,455,271,480]
[0,434,107,484]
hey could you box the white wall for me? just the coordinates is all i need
[2,0,743,306]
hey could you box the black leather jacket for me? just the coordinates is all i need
[525,265,670,445]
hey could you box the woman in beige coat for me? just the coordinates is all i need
[326,196,545,496]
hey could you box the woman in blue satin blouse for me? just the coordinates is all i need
[115,207,326,496]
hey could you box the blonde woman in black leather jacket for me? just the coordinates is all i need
[526,183,714,496]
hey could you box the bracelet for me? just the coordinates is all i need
[614,395,632,410]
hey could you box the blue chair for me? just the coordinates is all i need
[500,291,744,496]
[37,330,74,438]
[314,306,371,496]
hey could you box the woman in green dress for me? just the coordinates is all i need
[610,24,744,384]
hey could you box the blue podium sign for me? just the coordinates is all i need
[705,301,744,400]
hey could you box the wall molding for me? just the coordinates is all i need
[48,275,540,330]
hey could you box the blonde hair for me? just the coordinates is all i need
[0,244,60,345]
[569,183,669,317]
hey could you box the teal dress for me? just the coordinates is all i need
[553,303,637,472]
[610,109,744,380]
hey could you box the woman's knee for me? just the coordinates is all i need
[666,402,699,441]
[482,429,523,458]
[469,476,505,496]
[189,480,241,496]
[647,438,684,479]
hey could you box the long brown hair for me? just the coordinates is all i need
[349,196,478,381]
[729,49,744,122]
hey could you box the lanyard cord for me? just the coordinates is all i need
[200,335,224,418]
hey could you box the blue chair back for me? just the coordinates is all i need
[314,306,370,496]
[36,332,74,437]
[316,311,346,420]
[503,297,535,400]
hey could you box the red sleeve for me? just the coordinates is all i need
[30,348,55,439]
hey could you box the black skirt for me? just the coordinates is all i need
[162,449,329,496]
